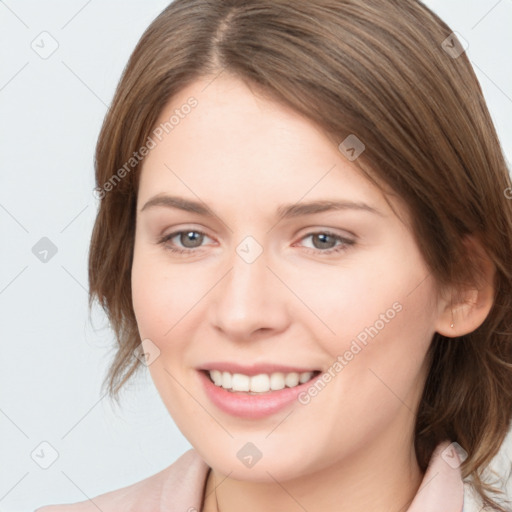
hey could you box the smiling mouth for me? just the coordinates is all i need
[203,369,322,394]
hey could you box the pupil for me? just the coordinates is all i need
[314,233,335,249]
[182,231,203,248]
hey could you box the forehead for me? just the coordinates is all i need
[137,74,397,221]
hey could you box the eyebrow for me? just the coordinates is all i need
[140,194,383,218]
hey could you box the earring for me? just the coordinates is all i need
[450,309,454,328]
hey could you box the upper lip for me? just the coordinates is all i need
[199,362,320,376]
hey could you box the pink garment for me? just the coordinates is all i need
[36,441,467,511]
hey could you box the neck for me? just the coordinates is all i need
[202,427,423,512]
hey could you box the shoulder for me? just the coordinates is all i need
[34,449,210,512]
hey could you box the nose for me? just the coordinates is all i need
[209,240,290,341]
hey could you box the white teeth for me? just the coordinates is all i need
[270,372,286,390]
[250,373,270,392]
[221,371,232,389]
[208,370,316,393]
[210,370,223,386]
[299,372,313,384]
[285,372,299,387]
[231,373,250,392]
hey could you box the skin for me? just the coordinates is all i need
[130,73,494,512]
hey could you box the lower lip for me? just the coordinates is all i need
[198,370,321,419]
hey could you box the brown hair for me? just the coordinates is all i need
[88,0,512,508]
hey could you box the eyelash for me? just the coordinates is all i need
[157,230,355,256]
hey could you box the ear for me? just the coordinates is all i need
[435,235,496,338]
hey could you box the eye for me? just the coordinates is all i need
[157,229,214,254]
[157,229,355,256]
[296,231,355,255]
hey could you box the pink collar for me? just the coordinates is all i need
[159,441,464,511]
[406,441,464,512]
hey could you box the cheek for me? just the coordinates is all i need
[131,251,204,418]
[290,248,435,346]
[131,246,206,340]
[291,247,436,408]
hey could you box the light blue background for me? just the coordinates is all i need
[1,1,511,510]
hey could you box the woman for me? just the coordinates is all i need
[36,0,512,510]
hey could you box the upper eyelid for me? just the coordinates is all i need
[160,222,355,238]
[163,229,214,242]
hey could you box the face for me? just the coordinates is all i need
[131,74,442,481]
